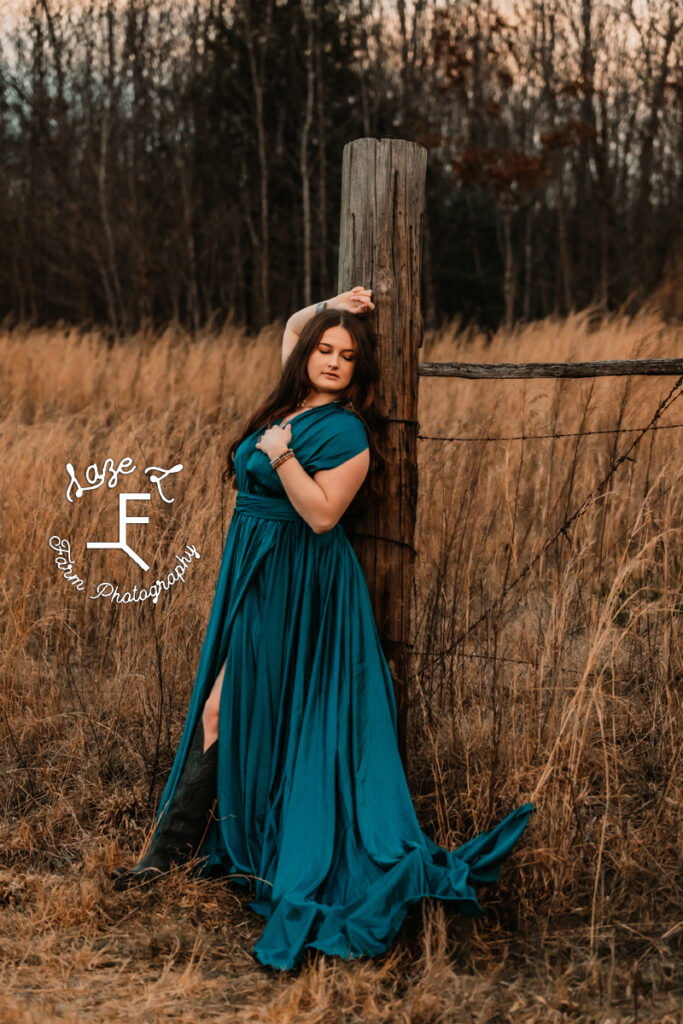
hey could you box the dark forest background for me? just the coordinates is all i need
[0,0,681,338]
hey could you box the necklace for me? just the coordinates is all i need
[283,397,340,421]
[296,396,341,410]
[259,397,345,441]
[263,397,343,433]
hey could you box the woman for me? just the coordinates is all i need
[111,286,535,971]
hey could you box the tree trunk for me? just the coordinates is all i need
[314,0,328,298]
[242,0,274,328]
[300,0,315,306]
[523,202,533,322]
[500,201,516,329]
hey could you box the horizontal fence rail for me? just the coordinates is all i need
[418,357,683,379]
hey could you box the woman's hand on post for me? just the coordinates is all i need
[328,286,374,314]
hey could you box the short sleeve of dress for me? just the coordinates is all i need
[305,411,370,473]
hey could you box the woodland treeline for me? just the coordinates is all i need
[0,0,681,336]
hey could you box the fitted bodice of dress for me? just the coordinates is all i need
[233,399,369,500]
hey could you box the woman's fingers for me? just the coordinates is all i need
[354,287,373,308]
[335,286,373,311]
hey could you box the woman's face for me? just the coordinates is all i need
[306,326,358,396]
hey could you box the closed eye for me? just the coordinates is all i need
[318,346,355,361]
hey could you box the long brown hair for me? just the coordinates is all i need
[222,308,390,517]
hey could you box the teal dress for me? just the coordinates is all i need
[154,398,535,971]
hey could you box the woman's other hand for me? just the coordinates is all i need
[255,422,293,462]
[329,286,374,314]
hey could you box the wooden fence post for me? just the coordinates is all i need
[337,138,427,775]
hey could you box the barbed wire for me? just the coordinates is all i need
[411,465,680,679]
[413,372,683,661]
[410,646,586,676]
[418,421,683,443]
[348,418,682,558]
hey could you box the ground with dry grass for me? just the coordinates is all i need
[0,310,681,1022]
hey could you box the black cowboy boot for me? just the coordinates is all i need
[110,718,218,890]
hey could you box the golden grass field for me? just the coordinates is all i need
[0,309,681,1022]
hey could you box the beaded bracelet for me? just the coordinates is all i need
[270,448,295,470]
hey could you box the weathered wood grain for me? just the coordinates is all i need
[338,138,427,773]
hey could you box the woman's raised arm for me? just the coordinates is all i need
[282,288,374,367]
[282,319,302,368]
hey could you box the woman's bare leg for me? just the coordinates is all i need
[201,659,226,751]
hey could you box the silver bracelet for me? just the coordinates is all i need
[270,448,296,469]
[315,300,326,314]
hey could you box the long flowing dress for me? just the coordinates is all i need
[153,398,535,971]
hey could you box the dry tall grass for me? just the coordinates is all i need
[0,310,681,1023]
